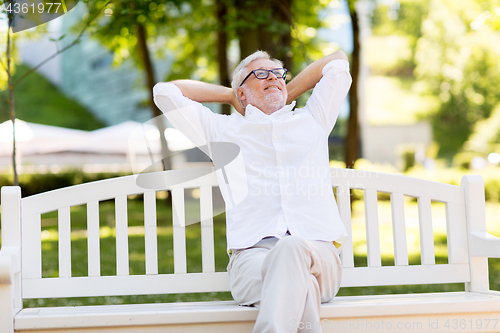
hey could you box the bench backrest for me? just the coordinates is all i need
[0,167,486,301]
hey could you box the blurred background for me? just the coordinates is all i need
[1,0,499,196]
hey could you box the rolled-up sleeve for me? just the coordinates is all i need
[153,82,228,148]
[303,59,352,134]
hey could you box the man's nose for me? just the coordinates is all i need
[267,72,278,80]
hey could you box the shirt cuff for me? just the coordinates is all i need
[152,82,183,98]
[321,59,350,77]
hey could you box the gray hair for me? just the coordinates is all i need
[231,50,283,107]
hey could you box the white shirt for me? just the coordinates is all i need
[153,59,352,250]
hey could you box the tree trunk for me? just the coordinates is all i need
[6,1,18,186]
[345,6,360,169]
[216,0,231,115]
[136,23,172,171]
[235,0,292,70]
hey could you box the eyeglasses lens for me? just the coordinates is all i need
[255,70,269,78]
[254,69,286,79]
[273,69,285,78]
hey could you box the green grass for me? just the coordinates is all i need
[0,64,105,130]
[0,199,499,308]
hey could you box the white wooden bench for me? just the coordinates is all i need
[1,167,500,333]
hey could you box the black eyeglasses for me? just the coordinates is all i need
[239,68,287,86]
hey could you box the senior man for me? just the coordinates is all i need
[153,50,351,332]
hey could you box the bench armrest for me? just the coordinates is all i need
[0,246,21,284]
[469,231,500,258]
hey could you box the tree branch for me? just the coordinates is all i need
[12,1,109,88]
[0,58,8,73]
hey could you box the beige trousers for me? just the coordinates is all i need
[227,235,343,333]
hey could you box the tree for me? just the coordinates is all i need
[77,0,346,168]
[0,0,107,185]
[414,0,500,158]
[83,0,196,170]
[369,0,500,160]
[345,0,360,169]
[231,0,293,69]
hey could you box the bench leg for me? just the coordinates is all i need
[0,255,17,333]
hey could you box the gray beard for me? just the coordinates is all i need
[245,89,285,114]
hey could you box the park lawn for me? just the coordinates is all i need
[0,199,498,307]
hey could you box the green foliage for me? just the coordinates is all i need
[0,4,51,90]
[364,35,413,75]
[77,0,219,83]
[369,0,430,71]
[415,0,500,158]
[465,103,500,154]
[80,0,335,87]
[289,0,331,67]
[0,64,104,130]
[452,151,482,169]
[406,164,500,202]
[369,0,500,159]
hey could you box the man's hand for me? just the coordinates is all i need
[286,50,348,104]
[171,80,245,115]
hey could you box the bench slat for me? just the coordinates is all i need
[341,263,470,287]
[200,186,215,273]
[144,191,158,275]
[87,201,101,277]
[446,202,469,264]
[391,193,409,266]
[336,185,354,268]
[58,206,72,278]
[115,196,129,276]
[364,189,381,267]
[330,168,464,205]
[21,168,218,216]
[21,264,471,299]
[418,197,435,265]
[22,214,42,279]
[172,188,187,274]
[22,272,230,298]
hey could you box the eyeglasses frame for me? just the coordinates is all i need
[239,68,287,87]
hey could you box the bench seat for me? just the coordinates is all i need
[15,291,500,332]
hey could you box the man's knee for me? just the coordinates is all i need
[275,235,307,251]
[269,236,310,262]
[260,236,311,277]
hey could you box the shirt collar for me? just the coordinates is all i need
[244,101,296,122]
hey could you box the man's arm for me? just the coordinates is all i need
[171,80,245,115]
[286,50,348,104]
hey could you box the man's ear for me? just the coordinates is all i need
[237,87,246,102]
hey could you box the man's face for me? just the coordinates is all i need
[237,58,288,115]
